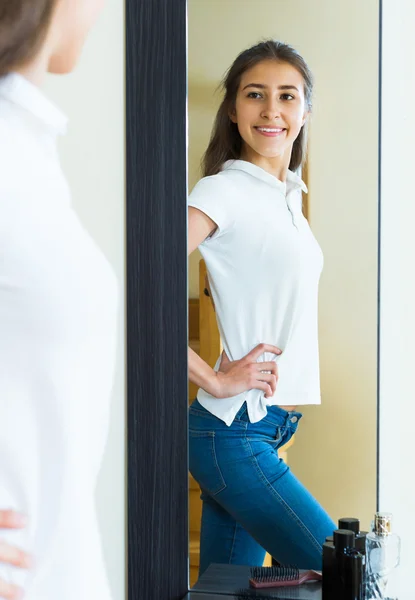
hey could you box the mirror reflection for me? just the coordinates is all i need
[187,0,379,591]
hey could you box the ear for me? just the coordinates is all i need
[301,111,309,127]
[228,107,238,124]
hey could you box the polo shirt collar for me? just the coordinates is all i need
[222,159,308,195]
[0,72,68,136]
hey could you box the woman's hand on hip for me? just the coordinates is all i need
[215,343,282,399]
[0,510,32,600]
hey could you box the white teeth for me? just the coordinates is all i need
[257,127,284,133]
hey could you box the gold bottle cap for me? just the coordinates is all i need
[374,512,392,535]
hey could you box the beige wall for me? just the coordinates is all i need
[188,0,378,530]
[43,1,125,598]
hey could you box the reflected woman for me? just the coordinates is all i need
[188,40,336,576]
[0,1,118,599]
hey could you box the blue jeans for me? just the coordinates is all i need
[188,399,336,576]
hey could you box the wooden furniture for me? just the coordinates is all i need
[188,260,295,586]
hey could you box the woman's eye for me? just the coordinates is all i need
[281,93,295,100]
[247,92,263,99]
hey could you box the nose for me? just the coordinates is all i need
[260,100,281,121]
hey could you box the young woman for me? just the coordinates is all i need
[0,1,117,599]
[188,40,336,577]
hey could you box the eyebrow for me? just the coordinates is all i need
[242,83,299,92]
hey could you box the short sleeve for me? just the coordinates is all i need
[188,174,235,242]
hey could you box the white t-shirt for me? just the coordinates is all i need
[188,159,323,426]
[0,74,118,599]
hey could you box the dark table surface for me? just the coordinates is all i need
[190,563,323,599]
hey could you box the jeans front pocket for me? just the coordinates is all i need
[189,430,227,496]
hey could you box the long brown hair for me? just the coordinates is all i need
[202,40,314,177]
[0,0,57,76]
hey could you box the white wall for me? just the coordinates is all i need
[43,1,125,598]
[380,1,415,597]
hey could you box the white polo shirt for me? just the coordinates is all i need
[188,159,323,426]
[0,74,117,599]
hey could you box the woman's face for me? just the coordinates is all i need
[230,60,308,163]
[48,0,105,74]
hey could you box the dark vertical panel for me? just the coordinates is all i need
[126,1,188,599]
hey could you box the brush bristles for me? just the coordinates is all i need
[250,565,300,583]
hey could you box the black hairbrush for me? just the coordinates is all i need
[249,565,322,589]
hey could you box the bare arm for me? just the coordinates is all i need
[188,207,281,399]
[188,207,220,396]
[188,345,220,397]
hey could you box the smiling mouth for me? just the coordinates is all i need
[255,127,286,134]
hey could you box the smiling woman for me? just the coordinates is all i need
[231,62,309,179]
[187,39,336,581]
[202,41,312,179]
[186,0,379,593]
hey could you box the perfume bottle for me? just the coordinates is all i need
[365,512,400,600]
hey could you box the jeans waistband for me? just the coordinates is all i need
[234,402,302,427]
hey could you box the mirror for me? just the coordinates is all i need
[187,0,379,591]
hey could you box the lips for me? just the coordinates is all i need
[256,127,285,133]
[254,126,287,137]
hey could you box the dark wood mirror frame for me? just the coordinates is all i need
[126,1,382,599]
[126,1,189,598]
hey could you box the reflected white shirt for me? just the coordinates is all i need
[188,160,323,426]
[0,73,118,599]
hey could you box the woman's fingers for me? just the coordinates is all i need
[0,541,32,569]
[253,379,273,398]
[256,361,279,376]
[245,343,282,362]
[0,512,27,530]
[256,372,277,397]
[0,511,31,598]
[217,345,281,398]
[0,578,24,600]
